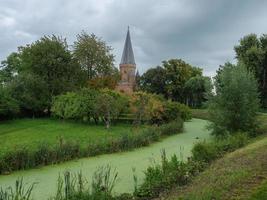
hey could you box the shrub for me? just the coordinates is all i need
[192,132,250,163]
[52,88,129,128]
[0,87,19,120]
[209,63,260,136]
[163,101,192,122]
[215,132,249,153]
[191,141,219,163]
[134,151,202,199]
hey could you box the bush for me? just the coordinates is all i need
[191,141,219,163]
[0,87,19,120]
[192,132,250,163]
[131,92,191,125]
[134,151,202,199]
[163,101,192,122]
[52,88,129,128]
[209,63,260,136]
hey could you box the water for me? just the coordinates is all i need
[0,118,210,199]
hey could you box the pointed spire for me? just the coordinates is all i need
[120,27,135,65]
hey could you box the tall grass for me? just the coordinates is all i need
[133,150,204,199]
[0,178,35,200]
[51,165,118,200]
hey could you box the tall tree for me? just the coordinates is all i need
[8,73,49,117]
[184,75,212,108]
[18,35,85,106]
[139,59,208,107]
[163,59,202,102]
[73,32,116,80]
[209,63,260,136]
[0,52,21,83]
[0,86,19,120]
[140,66,167,96]
[235,33,267,107]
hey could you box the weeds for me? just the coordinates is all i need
[0,178,35,200]
[51,165,118,200]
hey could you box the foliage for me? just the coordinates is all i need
[95,89,129,128]
[163,101,192,122]
[8,73,49,117]
[209,63,260,136]
[0,52,21,84]
[52,89,129,128]
[20,36,85,102]
[73,32,116,80]
[192,132,250,163]
[88,74,120,90]
[139,66,167,96]
[163,59,202,102]
[235,33,267,107]
[134,150,204,199]
[0,36,86,116]
[184,75,213,108]
[51,92,88,120]
[0,87,19,120]
[139,59,210,108]
[131,92,191,125]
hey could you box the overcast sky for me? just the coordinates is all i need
[1,0,267,76]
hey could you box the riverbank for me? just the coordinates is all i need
[0,118,210,200]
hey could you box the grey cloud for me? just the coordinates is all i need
[1,0,267,77]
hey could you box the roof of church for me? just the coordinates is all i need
[120,27,136,65]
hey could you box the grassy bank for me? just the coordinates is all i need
[166,134,267,200]
[0,118,184,175]
[0,118,138,155]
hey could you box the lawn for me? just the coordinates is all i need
[0,118,138,155]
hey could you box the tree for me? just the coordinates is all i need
[18,35,85,106]
[184,75,212,108]
[51,88,100,122]
[0,52,21,83]
[140,66,167,96]
[8,73,50,117]
[234,33,267,107]
[94,89,128,128]
[209,63,260,136]
[131,92,151,125]
[88,74,120,90]
[0,86,19,120]
[163,59,202,102]
[140,59,206,107]
[73,32,116,80]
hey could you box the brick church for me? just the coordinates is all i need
[116,27,137,94]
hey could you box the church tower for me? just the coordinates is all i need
[116,27,136,94]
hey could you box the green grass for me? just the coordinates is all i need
[0,118,139,156]
[248,180,267,200]
[166,134,267,200]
